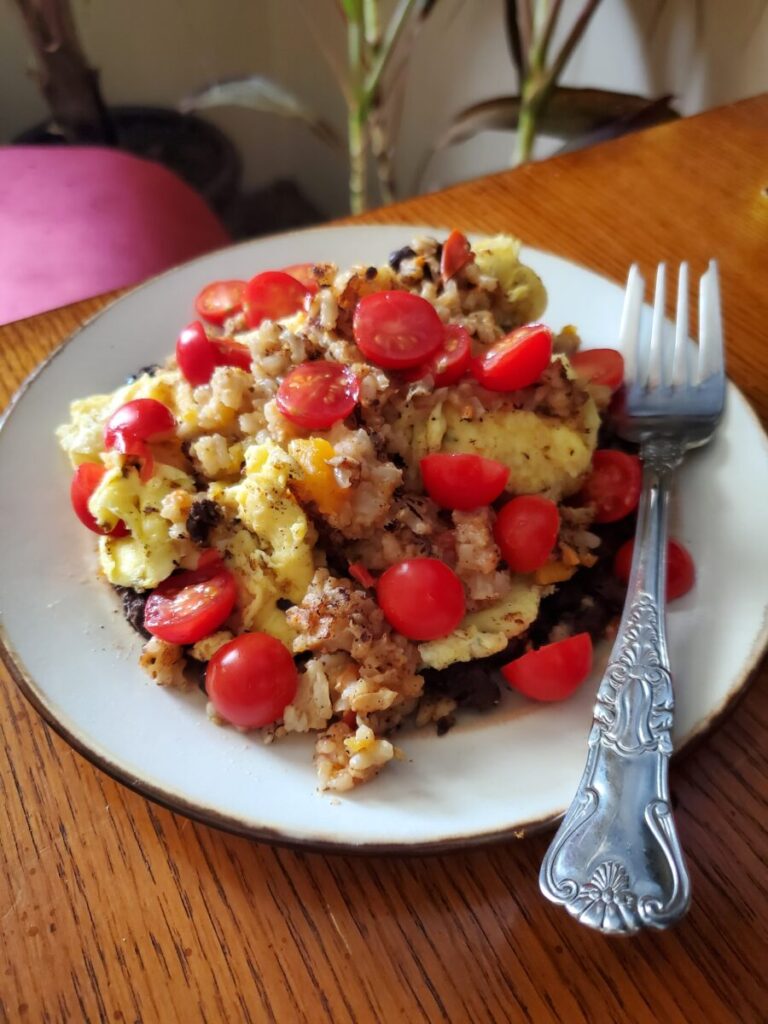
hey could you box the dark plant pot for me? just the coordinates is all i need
[14,105,242,217]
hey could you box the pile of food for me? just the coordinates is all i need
[57,231,694,792]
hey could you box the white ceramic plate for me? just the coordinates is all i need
[1,224,767,852]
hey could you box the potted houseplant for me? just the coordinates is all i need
[10,0,242,217]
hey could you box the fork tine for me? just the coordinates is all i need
[672,262,690,386]
[698,260,725,383]
[648,263,667,388]
[620,263,645,383]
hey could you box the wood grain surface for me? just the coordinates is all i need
[2,96,767,1024]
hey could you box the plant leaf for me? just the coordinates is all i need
[554,94,679,154]
[417,87,678,189]
[432,87,677,152]
[179,76,344,152]
[503,0,525,78]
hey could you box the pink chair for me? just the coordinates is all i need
[0,146,231,326]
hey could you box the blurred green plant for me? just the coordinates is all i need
[182,0,442,215]
[424,0,677,179]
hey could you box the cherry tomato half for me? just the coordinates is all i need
[194,280,246,326]
[104,399,175,456]
[276,361,360,430]
[471,324,553,392]
[440,230,472,280]
[494,495,559,573]
[176,321,217,386]
[401,324,473,386]
[580,450,642,524]
[613,538,695,601]
[244,271,310,328]
[569,348,625,392]
[176,321,251,386]
[70,463,128,537]
[502,633,593,702]
[377,558,465,641]
[282,262,319,296]
[420,453,509,510]
[144,557,237,645]
[353,291,444,369]
[206,632,298,729]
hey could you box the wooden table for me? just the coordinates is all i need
[2,96,767,1024]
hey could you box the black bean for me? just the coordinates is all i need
[388,245,415,271]
[186,499,222,545]
[423,662,501,712]
[113,586,150,639]
[183,656,208,693]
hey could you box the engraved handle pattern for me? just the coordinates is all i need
[539,449,691,935]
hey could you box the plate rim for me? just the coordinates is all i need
[2,222,767,853]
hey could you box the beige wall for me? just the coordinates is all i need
[2,0,767,217]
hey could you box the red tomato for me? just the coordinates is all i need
[353,291,444,369]
[377,558,465,641]
[104,398,175,480]
[144,559,237,645]
[206,632,298,728]
[176,321,218,386]
[194,280,246,326]
[401,324,473,386]
[580,450,642,524]
[276,361,360,430]
[348,562,377,589]
[282,262,319,296]
[177,321,251,386]
[104,399,175,456]
[70,463,128,537]
[433,325,473,386]
[420,453,509,510]
[569,348,625,392]
[440,230,473,280]
[471,324,553,392]
[244,271,310,328]
[613,538,695,601]
[213,336,252,373]
[502,633,593,702]
[494,495,560,573]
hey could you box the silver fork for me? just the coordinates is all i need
[539,261,726,935]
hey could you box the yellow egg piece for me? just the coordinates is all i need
[418,578,541,670]
[473,235,547,326]
[440,402,599,499]
[227,442,315,600]
[93,463,195,590]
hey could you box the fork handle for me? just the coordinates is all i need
[539,447,691,934]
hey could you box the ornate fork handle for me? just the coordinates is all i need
[539,440,691,935]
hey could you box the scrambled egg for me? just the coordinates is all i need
[440,404,598,499]
[212,441,316,644]
[474,235,547,326]
[419,579,542,670]
[398,394,599,500]
[56,374,181,465]
[94,463,195,589]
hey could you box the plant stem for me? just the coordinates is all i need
[364,0,418,106]
[368,107,396,203]
[348,105,368,213]
[514,95,539,164]
[346,6,368,213]
[13,0,115,143]
[514,0,601,165]
[362,0,380,47]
